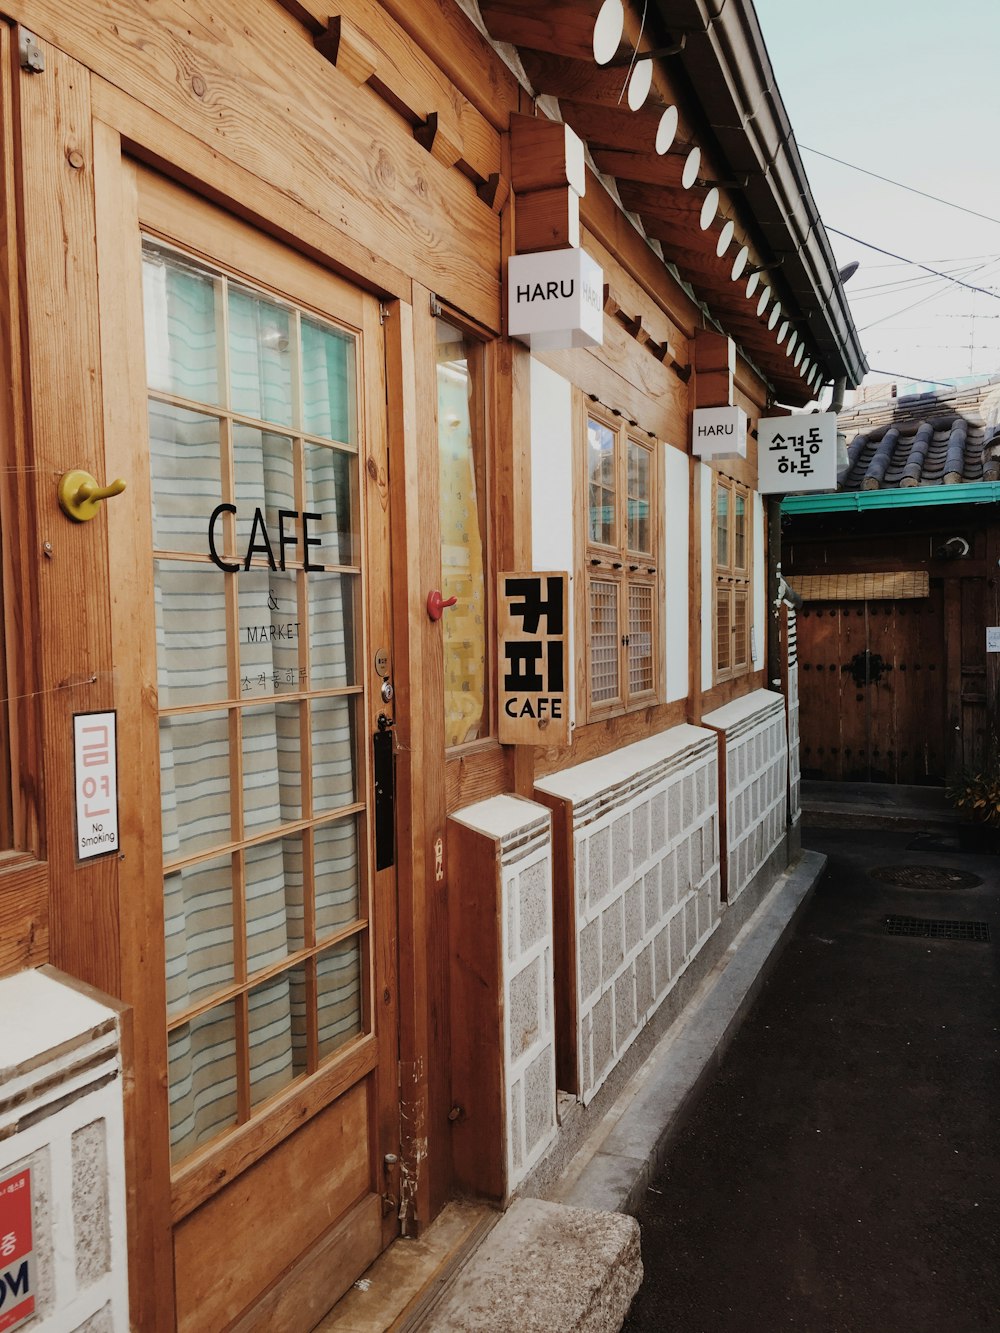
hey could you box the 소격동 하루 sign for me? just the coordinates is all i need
[507,248,604,351]
[498,572,570,746]
[757,412,837,493]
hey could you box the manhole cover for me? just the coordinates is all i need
[870,864,981,890]
[883,915,990,942]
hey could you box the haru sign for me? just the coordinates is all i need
[507,247,604,351]
[691,406,747,462]
[758,412,837,494]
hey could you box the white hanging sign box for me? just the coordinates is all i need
[758,411,838,493]
[692,406,747,461]
[987,626,1000,653]
[507,247,604,351]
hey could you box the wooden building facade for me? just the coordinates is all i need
[0,1,865,1328]
[785,383,1000,787]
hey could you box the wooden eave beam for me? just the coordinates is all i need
[558,99,667,155]
[516,48,669,110]
[591,147,697,191]
[478,0,609,62]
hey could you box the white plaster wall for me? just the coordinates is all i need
[530,359,574,573]
[529,358,575,728]
[662,446,689,702]
[537,727,721,1106]
[700,463,714,691]
[752,492,765,670]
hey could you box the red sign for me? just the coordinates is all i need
[0,1170,34,1332]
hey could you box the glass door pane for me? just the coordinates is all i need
[142,240,369,1163]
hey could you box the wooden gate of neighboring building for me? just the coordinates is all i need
[797,591,947,785]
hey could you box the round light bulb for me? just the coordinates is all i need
[655,106,678,155]
[716,220,735,257]
[627,58,653,111]
[593,0,625,65]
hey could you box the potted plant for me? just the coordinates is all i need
[947,765,1000,852]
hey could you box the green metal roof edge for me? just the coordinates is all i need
[781,481,1000,514]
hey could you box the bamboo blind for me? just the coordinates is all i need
[792,571,930,602]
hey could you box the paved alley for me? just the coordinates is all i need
[623,827,1000,1333]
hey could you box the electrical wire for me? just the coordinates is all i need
[849,261,995,301]
[800,144,1000,228]
[864,368,963,387]
[856,257,1000,332]
[827,228,1000,301]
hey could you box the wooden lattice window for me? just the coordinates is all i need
[714,474,752,682]
[581,401,660,718]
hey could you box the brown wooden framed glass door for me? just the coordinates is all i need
[102,161,399,1330]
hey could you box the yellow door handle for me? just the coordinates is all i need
[58,470,127,522]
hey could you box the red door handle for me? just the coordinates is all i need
[427,589,458,621]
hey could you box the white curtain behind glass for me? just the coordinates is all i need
[144,249,361,1158]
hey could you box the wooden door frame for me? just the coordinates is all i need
[12,25,451,1325]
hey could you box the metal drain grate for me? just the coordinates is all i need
[871,864,982,890]
[883,915,991,942]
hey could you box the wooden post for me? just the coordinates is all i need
[384,291,451,1229]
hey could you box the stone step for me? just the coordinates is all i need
[417,1199,641,1333]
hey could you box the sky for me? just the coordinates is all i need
[753,0,1000,400]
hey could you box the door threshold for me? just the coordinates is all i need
[312,1199,498,1333]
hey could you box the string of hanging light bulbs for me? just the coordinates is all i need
[590,0,823,395]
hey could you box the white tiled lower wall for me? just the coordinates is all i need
[536,725,721,1105]
[450,795,558,1195]
[501,807,559,1189]
[0,969,129,1333]
[703,689,788,902]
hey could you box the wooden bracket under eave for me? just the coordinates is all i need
[314,15,379,87]
[605,284,679,366]
[414,111,464,168]
[478,172,511,211]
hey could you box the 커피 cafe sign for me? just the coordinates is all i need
[498,572,570,747]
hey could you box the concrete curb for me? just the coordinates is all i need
[554,849,827,1217]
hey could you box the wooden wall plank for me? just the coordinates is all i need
[0,24,44,864]
[17,41,120,989]
[92,76,413,305]
[378,0,521,132]
[230,1194,382,1333]
[532,792,577,1094]
[9,0,501,328]
[92,132,175,1332]
[384,294,449,1229]
[447,818,504,1200]
[360,295,403,1252]
[174,1085,371,1332]
[445,742,512,813]
[0,860,47,975]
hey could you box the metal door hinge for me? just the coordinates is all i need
[429,293,443,317]
[379,302,390,325]
[19,29,45,73]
